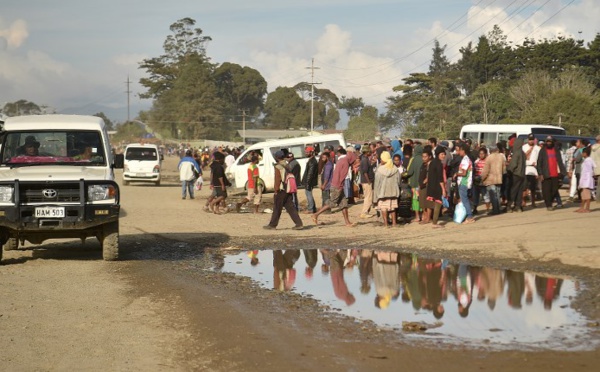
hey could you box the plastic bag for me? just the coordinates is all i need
[195,177,203,191]
[453,201,467,224]
[442,196,449,209]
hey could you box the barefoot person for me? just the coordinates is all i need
[312,148,357,227]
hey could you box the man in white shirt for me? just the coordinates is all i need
[522,134,540,208]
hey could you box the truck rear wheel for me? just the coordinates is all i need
[101,221,119,261]
[3,238,18,251]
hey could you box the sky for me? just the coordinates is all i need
[1,0,599,126]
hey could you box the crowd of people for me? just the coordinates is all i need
[177,134,599,229]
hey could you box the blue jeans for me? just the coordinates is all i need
[305,188,316,213]
[458,184,473,218]
[486,185,501,214]
[182,180,194,198]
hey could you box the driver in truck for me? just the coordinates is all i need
[18,135,40,156]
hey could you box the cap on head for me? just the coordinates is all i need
[305,146,314,152]
[274,150,285,160]
[545,135,554,142]
[528,133,535,140]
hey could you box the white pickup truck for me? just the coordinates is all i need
[0,115,124,262]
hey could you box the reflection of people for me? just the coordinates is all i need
[272,250,300,291]
[18,136,40,156]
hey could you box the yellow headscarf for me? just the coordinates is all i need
[380,151,394,170]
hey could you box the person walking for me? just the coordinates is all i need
[507,137,526,212]
[472,147,490,215]
[312,148,357,228]
[301,146,319,214]
[373,152,401,228]
[481,145,506,215]
[359,146,375,218]
[537,136,567,211]
[178,149,201,200]
[264,151,304,230]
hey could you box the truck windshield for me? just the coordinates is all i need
[0,131,106,166]
[125,148,158,161]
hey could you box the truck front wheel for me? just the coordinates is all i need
[3,238,18,251]
[101,221,119,261]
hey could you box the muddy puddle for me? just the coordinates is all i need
[214,249,597,351]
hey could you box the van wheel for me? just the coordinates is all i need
[3,238,18,251]
[100,221,119,261]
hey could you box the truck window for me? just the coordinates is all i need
[1,131,105,166]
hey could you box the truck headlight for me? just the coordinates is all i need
[88,185,117,202]
[0,186,14,203]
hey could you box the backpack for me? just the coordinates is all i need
[277,164,297,193]
[285,173,298,193]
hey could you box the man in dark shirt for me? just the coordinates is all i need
[287,152,301,211]
[301,146,319,213]
[208,152,230,214]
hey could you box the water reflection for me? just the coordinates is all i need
[219,249,593,350]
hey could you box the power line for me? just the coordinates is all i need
[305,58,321,133]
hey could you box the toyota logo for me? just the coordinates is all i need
[42,189,57,198]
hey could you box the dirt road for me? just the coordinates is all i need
[1,155,598,371]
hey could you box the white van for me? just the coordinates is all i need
[226,134,346,192]
[459,124,566,147]
[122,143,162,186]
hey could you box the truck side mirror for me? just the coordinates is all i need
[113,154,124,169]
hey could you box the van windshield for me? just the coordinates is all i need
[0,131,106,167]
[126,148,158,161]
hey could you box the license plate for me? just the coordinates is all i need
[136,173,146,177]
[35,207,65,218]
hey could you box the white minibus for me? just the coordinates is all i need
[459,124,566,147]
[226,133,346,192]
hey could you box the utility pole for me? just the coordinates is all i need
[305,58,321,134]
[125,76,132,123]
[240,109,248,146]
[557,112,563,127]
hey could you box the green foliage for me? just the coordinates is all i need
[345,105,378,142]
[339,96,365,118]
[387,27,600,139]
[263,87,310,129]
[2,100,42,116]
[293,83,340,130]
[214,62,267,118]
[113,121,147,142]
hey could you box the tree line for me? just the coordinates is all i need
[4,20,600,141]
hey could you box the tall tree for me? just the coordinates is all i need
[2,100,42,116]
[139,18,212,100]
[345,105,379,142]
[213,62,267,119]
[339,96,365,118]
[263,87,309,129]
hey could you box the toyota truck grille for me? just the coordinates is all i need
[19,184,82,203]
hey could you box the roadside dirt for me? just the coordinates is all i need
[1,155,598,371]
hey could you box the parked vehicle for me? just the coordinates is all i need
[0,115,124,262]
[226,134,346,192]
[122,143,162,186]
[460,124,566,147]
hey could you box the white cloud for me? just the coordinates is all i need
[113,53,148,67]
[0,18,28,49]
